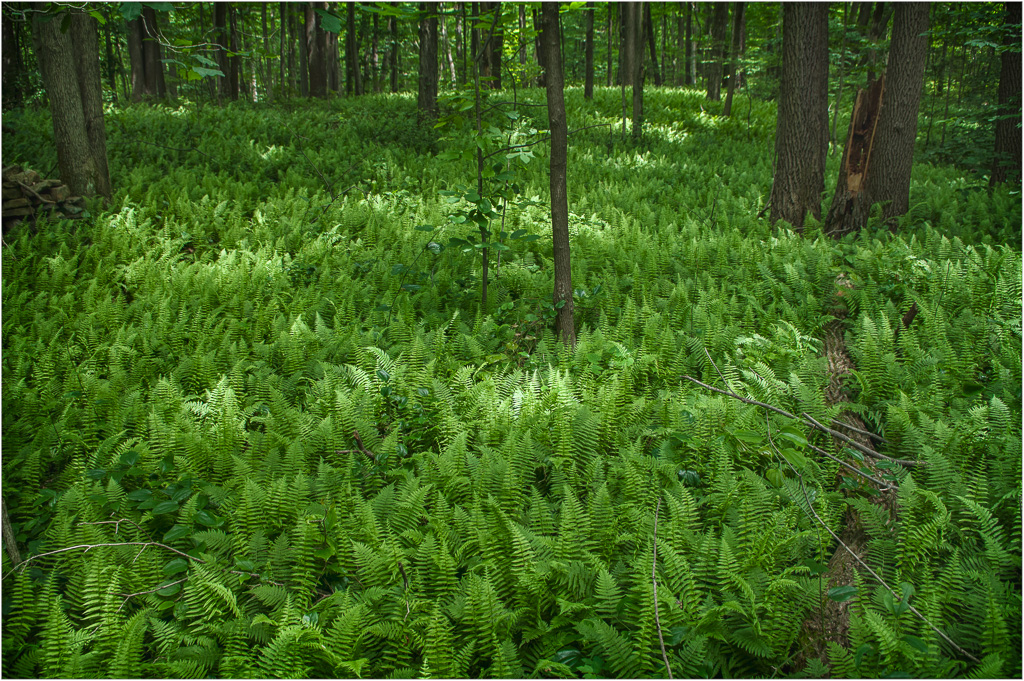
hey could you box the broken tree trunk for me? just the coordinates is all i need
[824,75,885,238]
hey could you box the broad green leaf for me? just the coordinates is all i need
[163,558,189,576]
[152,500,179,515]
[828,585,857,602]
[164,525,190,542]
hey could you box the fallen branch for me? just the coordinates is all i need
[681,375,923,467]
[117,577,188,612]
[831,417,888,443]
[763,413,980,666]
[6,541,204,579]
[652,497,673,679]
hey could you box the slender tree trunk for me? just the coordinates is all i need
[345,2,357,94]
[627,2,644,140]
[540,2,575,347]
[418,3,439,119]
[584,2,595,99]
[706,2,729,101]
[518,4,527,69]
[685,2,694,86]
[142,8,167,99]
[644,3,661,86]
[441,4,457,87]
[306,3,327,97]
[991,1,1021,185]
[722,2,745,116]
[127,15,146,102]
[607,3,614,87]
[389,15,399,92]
[940,45,955,148]
[102,18,117,103]
[769,2,829,230]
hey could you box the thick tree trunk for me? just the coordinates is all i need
[32,11,103,198]
[540,2,575,348]
[70,13,112,198]
[584,2,594,99]
[991,1,1021,185]
[141,8,167,99]
[863,3,928,223]
[769,3,829,230]
[623,3,637,87]
[644,3,661,87]
[306,3,328,98]
[418,3,439,120]
[127,15,146,102]
[706,2,729,100]
[722,2,745,116]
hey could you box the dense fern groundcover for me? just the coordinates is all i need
[2,88,1021,678]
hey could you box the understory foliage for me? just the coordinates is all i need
[2,89,1020,678]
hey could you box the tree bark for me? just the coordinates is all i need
[346,2,359,94]
[768,3,829,230]
[826,4,929,235]
[623,3,637,87]
[70,13,112,198]
[629,2,644,140]
[540,2,575,348]
[306,3,328,98]
[584,2,595,99]
[644,3,661,87]
[863,3,928,223]
[441,4,457,87]
[127,14,146,102]
[706,2,729,100]
[685,2,694,86]
[722,2,745,116]
[141,7,167,99]
[214,3,238,100]
[480,2,502,90]
[389,14,399,92]
[418,3,439,120]
[31,11,105,198]
[991,1,1021,185]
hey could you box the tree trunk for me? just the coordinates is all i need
[826,4,929,235]
[644,3,661,86]
[722,2,745,116]
[441,4,457,87]
[70,13,112,198]
[627,2,644,140]
[584,2,595,99]
[685,2,694,86]
[418,3,439,120]
[607,3,614,87]
[31,11,104,197]
[623,3,636,87]
[389,15,399,92]
[346,2,358,94]
[280,2,287,94]
[127,15,146,102]
[830,2,852,150]
[706,2,729,100]
[481,2,502,90]
[141,7,167,99]
[540,2,575,348]
[103,16,117,103]
[863,1,893,84]
[863,3,928,223]
[306,3,328,97]
[261,3,273,102]
[991,1,1021,185]
[768,2,829,230]
[2,11,23,109]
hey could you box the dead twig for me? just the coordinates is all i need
[5,541,204,580]
[681,375,923,467]
[117,577,188,612]
[831,418,888,443]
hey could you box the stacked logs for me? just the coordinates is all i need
[2,165,86,232]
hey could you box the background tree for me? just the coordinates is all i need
[418,3,439,120]
[214,3,238,100]
[31,9,110,198]
[706,3,729,100]
[629,2,644,140]
[540,2,574,347]
[305,3,327,98]
[768,3,828,230]
[584,2,594,99]
[644,4,661,86]
[722,2,746,116]
[127,7,167,101]
[990,1,1021,185]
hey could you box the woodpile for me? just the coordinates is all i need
[2,165,86,232]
